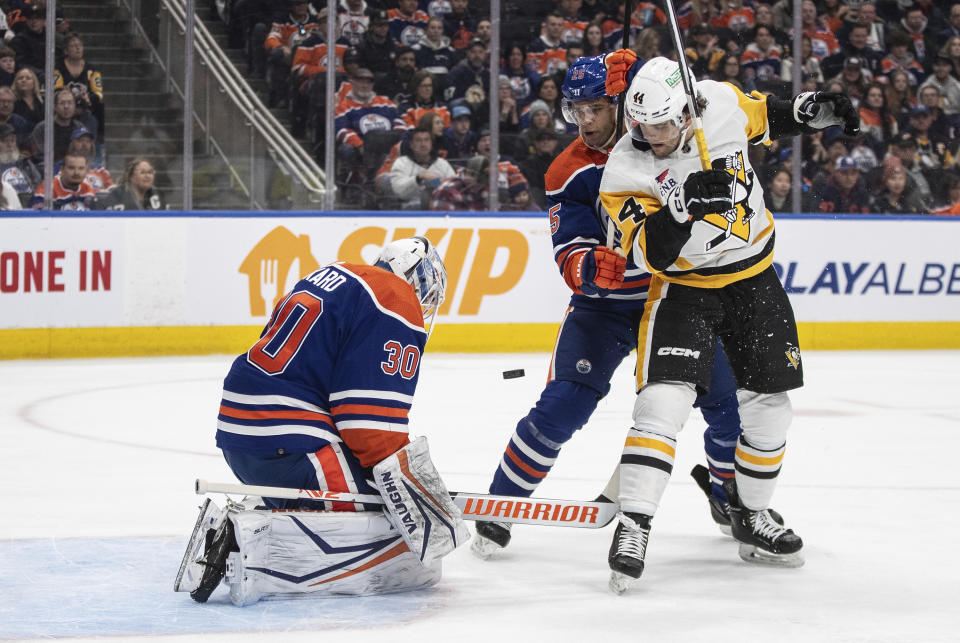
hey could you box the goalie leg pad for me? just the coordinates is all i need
[373,436,470,565]
[225,509,441,606]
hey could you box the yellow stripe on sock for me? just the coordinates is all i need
[624,436,676,457]
[735,447,784,467]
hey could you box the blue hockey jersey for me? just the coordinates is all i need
[215,262,425,468]
[545,137,651,311]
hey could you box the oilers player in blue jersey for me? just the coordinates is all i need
[472,51,782,557]
[176,237,469,606]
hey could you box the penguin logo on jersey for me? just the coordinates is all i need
[785,344,801,370]
[703,151,756,251]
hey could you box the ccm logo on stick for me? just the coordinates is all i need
[658,347,701,358]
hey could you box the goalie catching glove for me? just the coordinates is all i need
[793,91,860,136]
[604,48,637,96]
[566,246,627,295]
[666,170,735,223]
[372,436,470,565]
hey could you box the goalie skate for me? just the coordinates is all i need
[174,498,224,593]
[722,479,803,568]
[471,521,511,559]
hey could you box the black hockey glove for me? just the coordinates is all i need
[793,91,861,136]
[667,170,735,223]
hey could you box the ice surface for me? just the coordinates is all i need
[2,351,959,642]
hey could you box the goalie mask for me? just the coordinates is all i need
[375,236,447,334]
[625,57,695,152]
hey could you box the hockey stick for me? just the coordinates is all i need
[607,0,634,250]
[663,0,711,171]
[195,478,618,529]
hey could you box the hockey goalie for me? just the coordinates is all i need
[174,237,469,605]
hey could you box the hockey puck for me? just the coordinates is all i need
[502,369,525,379]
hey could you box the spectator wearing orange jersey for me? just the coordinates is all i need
[51,128,113,193]
[30,152,96,210]
[740,24,782,83]
[261,0,317,107]
[710,0,754,35]
[527,13,567,78]
[388,0,429,47]
[442,0,475,50]
[290,9,349,135]
[880,30,925,87]
[398,70,451,130]
[557,0,588,46]
[932,176,960,215]
[334,66,405,179]
[818,0,849,35]
[795,0,839,60]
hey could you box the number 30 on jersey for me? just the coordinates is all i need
[381,341,420,379]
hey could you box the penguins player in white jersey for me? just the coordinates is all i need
[598,57,859,593]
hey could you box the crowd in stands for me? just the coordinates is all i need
[0,0,164,211]
[216,0,960,213]
[4,0,960,213]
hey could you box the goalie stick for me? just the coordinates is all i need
[195,478,618,529]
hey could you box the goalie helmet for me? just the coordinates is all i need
[624,56,691,127]
[560,54,615,125]
[375,236,447,330]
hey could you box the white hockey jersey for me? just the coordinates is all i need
[599,80,776,288]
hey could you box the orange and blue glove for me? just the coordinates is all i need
[604,48,638,96]
[566,246,627,295]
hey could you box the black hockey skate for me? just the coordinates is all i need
[471,521,512,559]
[722,478,803,568]
[608,512,651,594]
[189,516,239,603]
[691,465,785,536]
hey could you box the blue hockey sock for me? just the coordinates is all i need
[488,381,600,497]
